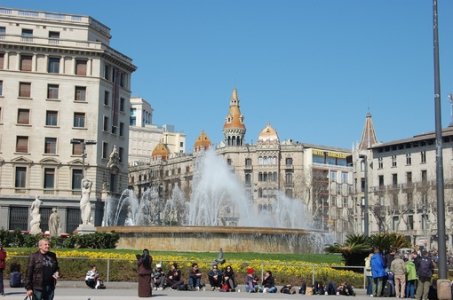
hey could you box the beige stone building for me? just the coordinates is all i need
[129,97,186,165]
[0,7,135,232]
[128,88,354,242]
[352,113,453,250]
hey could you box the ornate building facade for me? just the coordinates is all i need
[0,7,135,232]
[129,89,354,242]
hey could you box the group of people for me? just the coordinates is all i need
[365,247,436,299]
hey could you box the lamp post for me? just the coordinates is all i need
[359,154,369,236]
[70,139,97,178]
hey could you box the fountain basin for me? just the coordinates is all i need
[97,226,326,253]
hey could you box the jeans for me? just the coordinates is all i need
[366,276,373,295]
[406,280,416,298]
[33,285,55,300]
[0,269,3,294]
[373,277,383,297]
[188,276,201,288]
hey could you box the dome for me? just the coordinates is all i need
[193,130,211,152]
[151,142,169,160]
[258,124,279,143]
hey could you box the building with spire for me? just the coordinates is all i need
[352,112,453,250]
[128,88,354,242]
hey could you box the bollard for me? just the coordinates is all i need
[437,279,451,300]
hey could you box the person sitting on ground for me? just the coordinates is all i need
[313,281,325,295]
[188,262,203,291]
[165,263,183,290]
[299,278,307,294]
[152,263,166,290]
[245,267,258,293]
[222,265,236,292]
[261,271,277,293]
[85,265,104,289]
[280,284,297,294]
[337,281,355,296]
[207,263,223,290]
[326,281,337,295]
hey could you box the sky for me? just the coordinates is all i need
[4,0,453,150]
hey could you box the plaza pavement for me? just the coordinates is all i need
[2,281,369,300]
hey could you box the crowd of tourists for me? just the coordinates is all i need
[364,246,440,299]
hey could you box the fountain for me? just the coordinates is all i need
[98,149,331,253]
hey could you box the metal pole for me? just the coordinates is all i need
[364,156,369,237]
[432,0,447,279]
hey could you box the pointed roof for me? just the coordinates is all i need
[193,130,211,152]
[358,112,378,150]
[223,88,245,130]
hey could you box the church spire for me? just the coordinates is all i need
[223,88,246,146]
[358,112,378,150]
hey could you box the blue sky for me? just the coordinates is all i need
[4,1,453,150]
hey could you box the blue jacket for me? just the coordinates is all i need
[370,252,386,278]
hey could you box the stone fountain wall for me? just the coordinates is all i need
[97,226,326,253]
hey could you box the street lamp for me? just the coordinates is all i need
[70,139,97,178]
[359,154,369,236]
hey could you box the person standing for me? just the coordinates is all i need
[390,253,406,298]
[0,242,6,296]
[25,239,59,300]
[371,247,386,297]
[364,253,373,296]
[415,250,435,300]
[405,253,417,298]
[136,249,152,297]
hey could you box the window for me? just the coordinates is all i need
[392,216,399,231]
[285,157,293,165]
[120,72,125,87]
[421,170,427,183]
[48,57,60,73]
[0,26,5,37]
[16,136,28,153]
[21,29,33,41]
[103,116,109,131]
[119,147,124,162]
[407,192,413,208]
[104,91,110,106]
[47,84,59,99]
[8,207,28,231]
[0,53,4,70]
[378,175,384,187]
[75,59,87,76]
[378,157,383,169]
[119,122,124,136]
[406,153,412,165]
[421,214,429,230]
[72,169,83,190]
[72,140,84,155]
[285,172,293,184]
[19,82,31,98]
[120,97,125,111]
[392,173,398,187]
[73,112,85,128]
[245,158,252,166]
[330,171,337,181]
[48,31,60,44]
[130,108,136,126]
[44,137,57,154]
[20,55,32,71]
[102,142,108,159]
[17,109,30,124]
[46,110,58,126]
[75,86,86,101]
[0,80,3,95]
[44,168,55,189]
[421,151,427,164]
[104,64,110,80]
[406,172,412,184]
[391,155,397,167]
[341,172,348,183]
[407,215,414,230]
[15,166,27,188]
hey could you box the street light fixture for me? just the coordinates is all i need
[359,154,369,236]
[70,139,97,178]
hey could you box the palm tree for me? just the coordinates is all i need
[325,234,372,266]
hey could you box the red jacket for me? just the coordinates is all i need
[0,248,6,269]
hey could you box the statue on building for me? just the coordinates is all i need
[29,196,42,234]
[48,208,60,237]
[107,145,120,169]
[80,178,93,225]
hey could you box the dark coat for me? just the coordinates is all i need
[25,251,59,291]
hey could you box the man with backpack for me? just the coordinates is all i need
[415,250,435,300]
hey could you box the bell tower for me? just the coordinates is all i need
[223,88,246,146]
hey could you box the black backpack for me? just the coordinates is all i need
[418,257,433,278]
[382,281,392,297]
